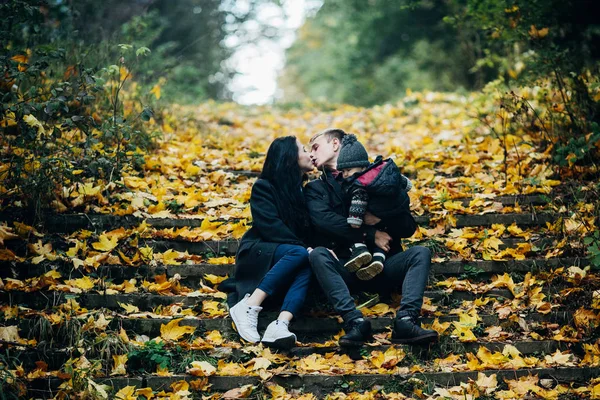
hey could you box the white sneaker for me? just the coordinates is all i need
[261,320,297,350]
[229,294,262,343]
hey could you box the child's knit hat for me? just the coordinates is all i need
[337,134,370,170]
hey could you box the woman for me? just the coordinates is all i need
[227,136,314,349]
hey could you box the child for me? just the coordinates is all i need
[337,134,413,280]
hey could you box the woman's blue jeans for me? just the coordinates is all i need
[257,244,311,317]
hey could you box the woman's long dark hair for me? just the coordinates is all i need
[259,136,311,237]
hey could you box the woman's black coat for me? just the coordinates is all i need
[223,178,308,307]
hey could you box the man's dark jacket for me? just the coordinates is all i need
[220,178,310,307]
[304,162,416,258]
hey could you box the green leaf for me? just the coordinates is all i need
[140,107,154,122]
[136,47,151,57]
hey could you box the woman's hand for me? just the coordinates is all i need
[374,230,392,252]
[364,212,381,225]
[307,247,313,254]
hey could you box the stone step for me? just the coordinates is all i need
[3,286,530,316]
[15,310,571,341]
[143,235,556,256]
[1,257,584,283]
[8,340,572,372]
[24,366,600,397]
[0,208,557,234]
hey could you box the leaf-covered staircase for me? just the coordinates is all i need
[1,95,598,398]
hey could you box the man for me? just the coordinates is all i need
[305,128,438,346]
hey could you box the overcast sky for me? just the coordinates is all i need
[227,0,320,105]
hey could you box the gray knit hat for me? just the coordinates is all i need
[337,134,370,170]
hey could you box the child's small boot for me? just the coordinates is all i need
[356,252,385,280]
[344,243,372,272]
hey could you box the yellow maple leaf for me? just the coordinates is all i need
[205,330,224,345]
[134,388,154,399]
[250,357,271,371]
[218,360,248,376]
[483,236,503,252]
[115,386,137,400]
[160,318,195,341]
[202,300,227,317]
[0,225,19,245]
[161,249,182,265]
[92,234,119,252]
[118,302,140,314]
[266,383,288,399]
[452,324,477,342]
[207,256,235,265]
[204,273,228,285]
[221,384,255,398]
[188,360,216,376]
[110,354,128,376]
[0,326,20,342]
[64,276,96,292]
[474,373,498,394]
[156,364,172,376]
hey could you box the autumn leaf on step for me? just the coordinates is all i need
[199,218,223,241]
[475,347,508,368]
[0,326,20,342]
[64,276,96,292]
[115,385,137,400]
[161,249,182,265]
[160,318,195,341]
[543,350,575,367]
[205,330,224,345]
[134,388,153,399]
[249,357,271,371]
[573,308,600,330]
[483,236,503,252]
[204,274,228,286]
[426,318,451,335]
[202,300,227,317]
[0,224,19,245]
[118,302,140,314]
[435,354,463,373]
[207,256,235,265]
[221,384,255,399]
[361,302,393,317]
[265,383,288,399]
[92,233,119,252]
[452,324,477,342]
[218,360,248,376]
[188,360,216,376]
[110,354,127,376]
[473,373,498,394]
[156,364,172,376]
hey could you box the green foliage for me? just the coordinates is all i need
[584,231,600,268]
[0,1,158,216]
[282,0,600,168]
[127,340,174,373]
[281,0,471,106]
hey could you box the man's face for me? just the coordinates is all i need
[309,135,339,169]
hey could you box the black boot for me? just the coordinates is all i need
[339,317,372,347]
[391,312,438,344]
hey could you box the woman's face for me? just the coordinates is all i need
[297,139,314,173]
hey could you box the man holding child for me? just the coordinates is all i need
[305,128,438,347]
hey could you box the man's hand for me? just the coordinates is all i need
[374,230,392,252]
[364,212,381,226]
[328,248,339,260]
